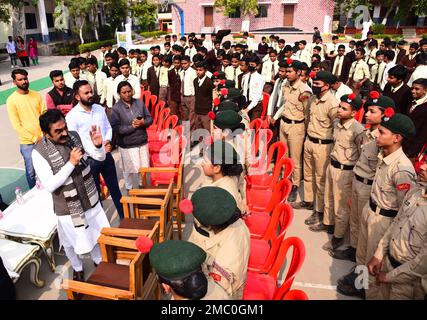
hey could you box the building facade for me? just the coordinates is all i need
[169,0,335,34]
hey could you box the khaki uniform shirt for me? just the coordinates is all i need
[371,147,417,211]
[374,183,427,283]
[353,129,380,179]
[348,59,370,82]
[281,79,311,121]
[188,219,251,299]
[208,176,243,211]
[306,90,339,140]
[331,118,365,165]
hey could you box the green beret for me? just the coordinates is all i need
[221,87,246,109]
[224,80,236,88]
[283,58,303,70]
[381,112,416,139]
[213,110,243,130]
[205,140,240,164]
[192,186,237,226]
[215,100,240,113]
[365,92,395,110]
[211,71,226,80]
[149,240,206,280]
[313,71,335,84]
[340,93,363,111]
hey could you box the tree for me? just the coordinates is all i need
[129,0,157,31]
[0,0,38,39]
[63,0,97,43]
[0,1,11,24]
[214,0,259,24]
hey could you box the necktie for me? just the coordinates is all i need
[409,100,417,114]
[181,70,186,94]
[333,56,341,76]
[379,65,385,85]
[373,65,380,85]
[93,73,98,97]
[271,63,275,81]
[246,73,252,101]
[156,67,160,79]
[351,62,358,81]
[234,68,237,82]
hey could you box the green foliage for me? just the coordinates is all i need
[214,0,259,17]
[130,0,157,31]
[372,23,385,34]
[78,39,116,54]
[98,24,115,40]
[422,33,427,40]
[107,0,127,32]
[0,0,38,23]
[57,42,79,55]
[139,30,167,38]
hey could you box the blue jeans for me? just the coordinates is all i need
[20,144,36,189]
[87,152,124,219]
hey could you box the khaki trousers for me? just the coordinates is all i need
[180,96,196,129]
[350,178,372,249]
[303,139,333,212]
[323,164,353,238]
[378,258,425,300]
[356,204,394,299]
[279,120,305,186]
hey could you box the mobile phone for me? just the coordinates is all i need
[136,116,143,120]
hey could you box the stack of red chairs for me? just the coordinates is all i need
[242,118,308,299]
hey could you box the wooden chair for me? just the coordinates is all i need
[121,181,174,242]
[138,164,184,239]
[62,224,160,300]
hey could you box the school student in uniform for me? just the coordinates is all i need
[146,54,162,98]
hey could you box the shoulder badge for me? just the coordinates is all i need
[397,183,411,191]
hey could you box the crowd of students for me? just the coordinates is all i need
[4,30,427,300]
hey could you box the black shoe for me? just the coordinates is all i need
[190,140,201,150]
[304,211,323,225]
[73,270,85,282]
[309,223,334,234]
[330,247,356,262]
[336,281,365,299]
[287,185,299,203]
[337,269,358,287]
[291,201,314,210]
[94,262,99,268]
[323,236,344,251]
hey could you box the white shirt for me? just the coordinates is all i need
[65,103,112,158]
[296,48,311,65]
[140,60,152,80]
[86,69,107,97]
[180,67,197,96]
[267,77,287,117]
[407,65,427,87]
[197,75,207,87]
[185,46,197,61]
[261,59,279,83]
[64,72,87,90]
[159,66,169,87]
[6,41,16,54]
[225,66,241,88]
[409,95,427,113]
[242,71,265,111]
[381,61,396,90]
[332,55,346,77]
[370,62,386,84]
[203,40,213,51]
[365,48,378,65]
[113,74,141,101]
[100,76,117,108]
[332,83,353,101]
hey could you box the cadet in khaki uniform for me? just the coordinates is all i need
[293,71,339,219]
[140,239,230,300]
[186,187,250,299]
[367,161,427,300]
[201,140,245,211]
[310,94,365,249]
[357,112,416,300]
[272,59,311,202]
[332,93,396,265]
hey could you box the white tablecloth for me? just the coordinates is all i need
[0,187,57,241]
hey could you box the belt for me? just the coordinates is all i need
[308,135,333,145]
[355,174,373,185]
[183,95,194,97]
[330,159,354,170]
[281,116,304,124]
[369,198,398,218]
[388,254,402,269]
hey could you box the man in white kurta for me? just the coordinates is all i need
[32,109,110,281]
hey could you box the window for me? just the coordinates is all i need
[255,5,268,18]
[46,13,54,28]
[229,7,241,18]
[25,13,37,29]
[158,4,172,13]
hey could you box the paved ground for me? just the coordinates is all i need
[0,42,359,300]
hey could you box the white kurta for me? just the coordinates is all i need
[32,143,110,254]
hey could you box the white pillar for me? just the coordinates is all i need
[373,5,381,19]
[37,0,50,43]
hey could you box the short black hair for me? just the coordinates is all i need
[128,49,135,54]
[416,52,427,65]
[299,40,307,46]
[383,50,395,61]
[284,45,293,53]
[194,61,207,69]
[164,41,171,47]
[11,68,28,80]
[409,42,419,50]
[269,50,277,55]
[173,55,182,62]
[68,60,80,70]
[181,55,191,62]
[157,268,207,300]
[117,80,132,94]
[73,80,90,94]
[376,50,385,57]
[338,44,346,50]
[39,109,65,134]
[412,78,427,88]
[49,70,63,80]
[118,58,130,67]
[356,48,366,56]
[388,65,407,81]
[117,47,127,55]
[86,57,98,66]
[109,62,119,69]
[332,36,339,41]
[278,39,286,44]
[105,52,114,60]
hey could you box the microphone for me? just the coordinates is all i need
[66,139,88,167]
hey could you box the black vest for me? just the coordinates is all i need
[47,86,74,107]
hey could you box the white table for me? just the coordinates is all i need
[0,187,57,271]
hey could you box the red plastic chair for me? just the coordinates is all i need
[147,100,166,132]
[151,126,184,167]
[242,237,306,300]
[141,90,151,107]
[354,106,365,123]
[282,289,309,300]
[149,115,179,154]
[248,203,294,273]
[245,179,292,238]
[148,107,171,142]
[246,141,287,185]
[261,92,270,120]
[246,158,294,213]
[250,128,273,164]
